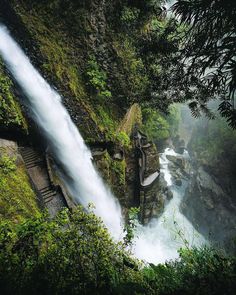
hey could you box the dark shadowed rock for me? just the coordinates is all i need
[181,166,236,251]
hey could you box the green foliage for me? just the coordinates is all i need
[120,6,140,24]
[173,0,236,128]
[142,247,236,295]
[111,159,126,187]
[0,60,27,130]
[124,207,140,246]
[0,207,146,295]
[96,106,131,148]
[96,106,118,140]
[116,131,131,148]
[86,56,112,101]
[95,152,127,202]
[0,209,235,294]
[113,37,149,102]
[141,105,181,142]
[0,154,16,174]
[0,155,39,222]
[166,105,181,137]
[142,108,170,141]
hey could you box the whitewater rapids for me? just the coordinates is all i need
[133,148,207,263]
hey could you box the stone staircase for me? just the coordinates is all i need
[20,146,44,169]
[19,146,59,207]
[39,186,57,204]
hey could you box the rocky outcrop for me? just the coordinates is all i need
[140,172,171,225]
[166,153,191,186]
[133,130,171,224]
[181,166,236,250]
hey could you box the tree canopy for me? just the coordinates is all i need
[0,207,235,295]
[172,0,236,127]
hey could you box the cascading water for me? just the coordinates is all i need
[0,25,207,263]
[0,25,123,238]
[133,148,207,264]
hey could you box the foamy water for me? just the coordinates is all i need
[133,148,207,263]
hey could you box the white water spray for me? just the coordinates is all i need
[0,25,123,238]
[133,148,207,264]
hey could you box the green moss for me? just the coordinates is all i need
[0,153,39,222]
[0,59,27,130]
[95,105,131,148]
[86,56,112,101]
[0,153,16,173]
[14,7,108,140]
[116,131,131,148]
[141,107,170,141]
[96,106,118,139]
[95,151,126,200]
[111,159,126,187]
[118,103,142,136]
[18,13,86,101]
[113,36,149,102]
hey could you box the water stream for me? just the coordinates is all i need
[0,25,207,263]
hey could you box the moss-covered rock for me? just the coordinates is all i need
[0,59,28,131]
[93,151,127,207]
[0,139,39,222]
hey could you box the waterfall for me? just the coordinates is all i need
[0,25,123,239]
[0,24,207,263]
[133,148,207,263]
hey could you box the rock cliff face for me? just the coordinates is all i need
[181,166,236,250]
[0,0,166,222]
[170,115,236,251]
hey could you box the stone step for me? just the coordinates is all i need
[43,192,56,199]
[21,148,37,154]
[25,160,44,169]
[40,186,51,193]
[20,148,44,169]
[24,158,42,165]
[43,192,57,203]
[41,189,55,197]
[23,158,41,165]
[21,153,40,160]
[22,150,40,156]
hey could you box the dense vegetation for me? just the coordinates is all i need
[142,105,181,143]
[0,58,27,131]
[0,0,236,294]
[173,0,236,127]
[0,207,235,295]
[0,150,39,222]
